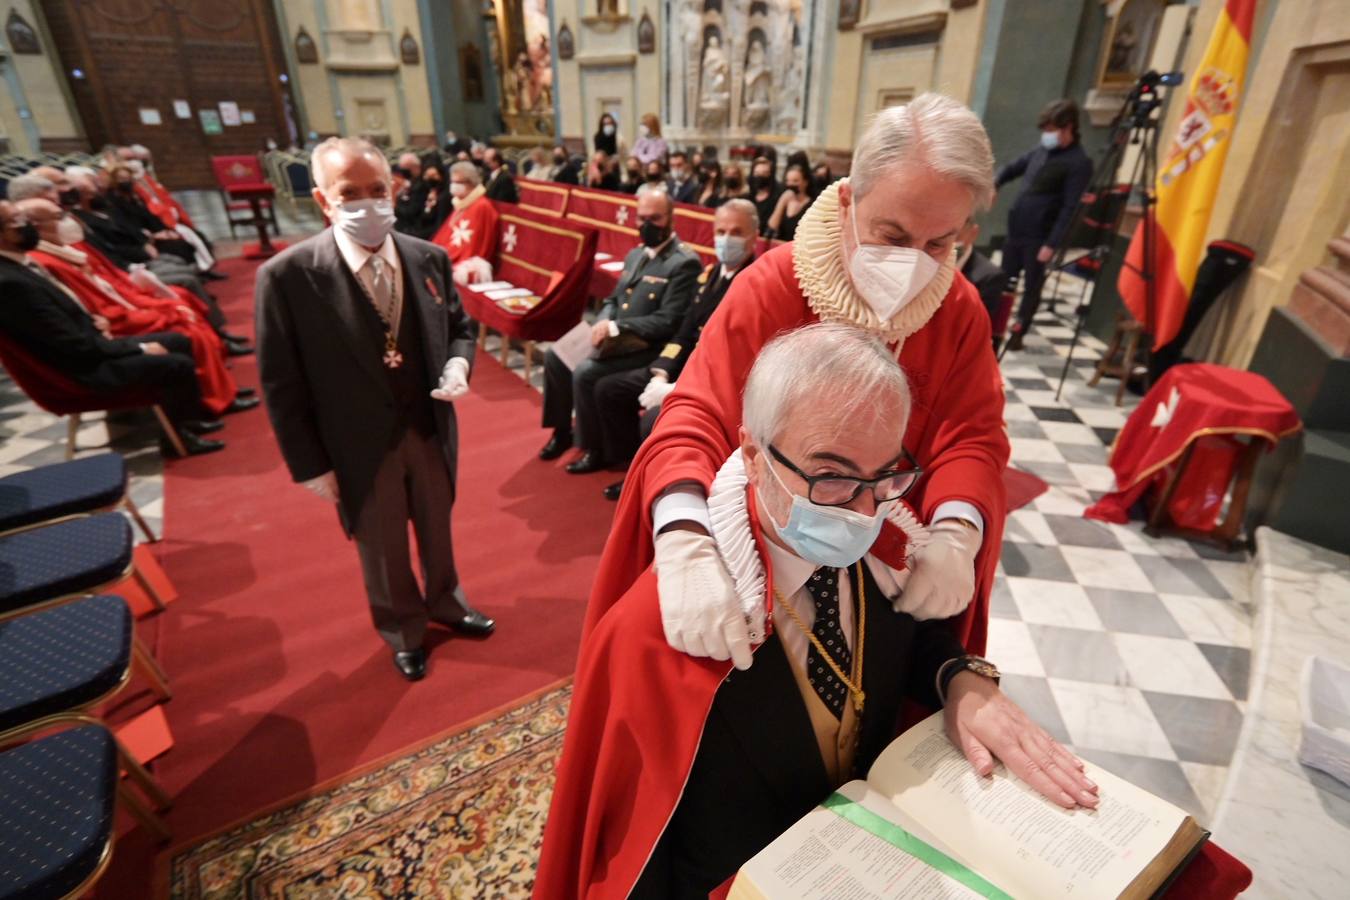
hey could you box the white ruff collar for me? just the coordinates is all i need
[36,240,88,267]
[791,180,956,349]
[452,184,486,212]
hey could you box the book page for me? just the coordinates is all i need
[465,280,515,293]
[548,321,596,370]
[867,715,1189,900]
[731,781,986,900]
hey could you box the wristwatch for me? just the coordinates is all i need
[937,655,1001,704]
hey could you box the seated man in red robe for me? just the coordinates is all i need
[17,198,255,420]
[432,161,499,285]
[535,324,1098,898]
[588,93,1010,669]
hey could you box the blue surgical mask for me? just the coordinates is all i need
[1040,130,1061,150]
[759,452,893,568]
[715,234,750,269]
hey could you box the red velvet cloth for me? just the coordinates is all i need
[516,179,571,217]
[457,202,597,343]
[1085,363,1301,525]
[583,244,1008,657]
[134,175,196,230]
[29,249,237,416]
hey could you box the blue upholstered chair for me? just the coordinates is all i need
[0,453,157,543]
[0,725,120,898]
[0,513,168,620]
[0,596,171,848]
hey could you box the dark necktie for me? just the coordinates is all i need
[805,568,852,719]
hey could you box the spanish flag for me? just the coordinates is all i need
[1118,0,1257,347]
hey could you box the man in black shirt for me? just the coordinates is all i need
[996,99,1093,350]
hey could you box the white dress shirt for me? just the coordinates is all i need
[333,228,403,312]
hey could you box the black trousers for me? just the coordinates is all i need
[350,425,467,652]
[80,331,203,422]
[541,347,659,459]
[592,367,653,467]
[1002,238,1047,332]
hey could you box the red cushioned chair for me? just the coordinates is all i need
[209,154,278,239]
[461,201,598,383]
[0,332,186,458]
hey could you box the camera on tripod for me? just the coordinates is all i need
[1124,70,1185,128]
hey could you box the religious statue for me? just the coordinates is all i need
[697,35,731,129]
[512,50,533,113]
[742,36,772,131]
[774,44,804,133]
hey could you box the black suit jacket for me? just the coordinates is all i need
[73,209,152,267]
[962,250,1008,321]
[638,562,966,895]
[667,177,700,205]
[650,258,748,381]
[254,230,476,532]
[0,257,140,376]
[484,168,519,203]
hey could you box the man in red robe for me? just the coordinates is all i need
[432,161,499,285]
[589,94,1009,666]
[18,199,249,418]
[535,323,1097,898]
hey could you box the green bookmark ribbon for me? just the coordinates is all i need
[821,792,1014,900]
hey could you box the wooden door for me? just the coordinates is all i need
[40,0,294,188]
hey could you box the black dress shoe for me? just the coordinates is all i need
[226,341,255,357]
[183,419,225,435]
[393,648,427,681]
[225,395,260,414]
[161,431,226,457]
[220,331,250,344]
[200,270,229,282]
[539,431,573,460]
[565,452,606,475]
[235,387,258,399]
[603,480,624,501]
[440,609,495,637]
[1004,331,1025,352]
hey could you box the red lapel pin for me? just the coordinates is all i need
[425,276,443,304]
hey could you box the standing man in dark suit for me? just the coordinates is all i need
[255,137,495,682]
[538,184,701,475]
[482,148,519,203]
[594,199,759,500]
[954,219,1012,352]
[996,98,1093,351]
[0,200,225,456]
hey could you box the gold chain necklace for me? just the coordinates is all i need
[773,562,866,714]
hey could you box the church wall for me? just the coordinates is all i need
[0,0,84,154]
[553,0,651,153]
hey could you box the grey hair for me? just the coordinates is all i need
[65,166,98,179]
[743,323,911,448]
[635,181,674,213]
[5,173,55,202]
[850,93,995,210]
[449,160,482,185]
[311,136,390,190]
[719,197,759,234]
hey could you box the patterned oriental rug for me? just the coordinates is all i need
[164,682,571,899]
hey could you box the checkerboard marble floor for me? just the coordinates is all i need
[0,204,1255,825]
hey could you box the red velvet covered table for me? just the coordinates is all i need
[1085,363,1301,544]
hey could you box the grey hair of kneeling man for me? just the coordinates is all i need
[742,323,912,449]
[450,160,482,186]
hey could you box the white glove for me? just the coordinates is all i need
[638,377,676,411]
[654,528,756,670]
[430,358,470,402]
[127,265,176,298]
[894,519,981,620]
[302,471,339,503]
[452,255,494,286]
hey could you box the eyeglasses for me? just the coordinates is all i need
[769,445,923,507]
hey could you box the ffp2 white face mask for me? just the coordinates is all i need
[333,198,395,248]
[845,200,941,323]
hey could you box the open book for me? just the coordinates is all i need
[730,714,1207,900]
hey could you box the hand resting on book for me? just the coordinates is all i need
[945,671,1100,809]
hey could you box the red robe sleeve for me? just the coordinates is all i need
[584,246,1009,655]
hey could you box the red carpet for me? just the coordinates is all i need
[94,253,618,897]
